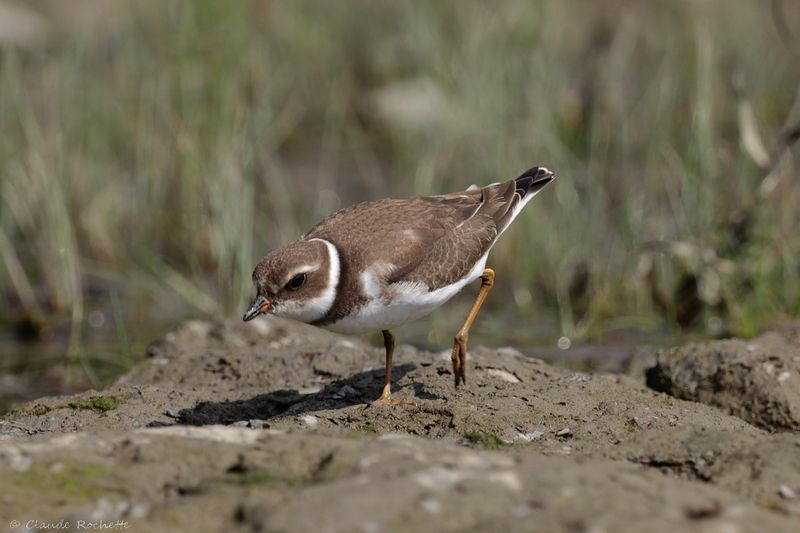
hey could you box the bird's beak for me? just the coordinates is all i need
[243,295,271,322]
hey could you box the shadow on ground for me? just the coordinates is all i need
[170,364,418,426]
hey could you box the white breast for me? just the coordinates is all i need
[322,252,488,334]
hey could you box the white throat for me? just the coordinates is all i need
[270,238,340,324]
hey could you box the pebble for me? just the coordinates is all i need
[334,339,357,350]
[514,431,544,443]
[333,385,358,399]
[778,484,796,500]
[496,347,524,359]
[227,419,268,429]
[141,426,265,444]
[487,369,521,383]
[556,428,573,438]
[299,415,319,428]
[414,466,522,492]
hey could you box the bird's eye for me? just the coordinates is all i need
[285,273,307,291]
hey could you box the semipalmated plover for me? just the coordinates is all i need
[244,166,554,405]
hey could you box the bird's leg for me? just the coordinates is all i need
[370,330,414,407]
[451,268,495,387]
[378,330,395,400]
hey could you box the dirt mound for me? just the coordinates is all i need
[646,326,800,431]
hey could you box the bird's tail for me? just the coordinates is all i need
[489,166,555,236]
[514,167,554,199]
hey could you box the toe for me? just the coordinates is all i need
[369,396,416,408]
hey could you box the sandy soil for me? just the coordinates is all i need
[1,318,799,532]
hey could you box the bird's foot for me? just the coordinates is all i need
[451,336,467,387]
[368,395,416,408]
[368,386,416,408]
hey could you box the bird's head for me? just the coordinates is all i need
[243,238,340,324]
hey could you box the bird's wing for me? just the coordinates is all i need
[304,179,522,289]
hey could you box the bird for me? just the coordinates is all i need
[243,166,555,406]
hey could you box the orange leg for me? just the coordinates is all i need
[370,330,414,406]
[451,268,495,387]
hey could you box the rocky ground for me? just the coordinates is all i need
[1,318,800,532]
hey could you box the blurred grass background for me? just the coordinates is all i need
[1,0,800,408]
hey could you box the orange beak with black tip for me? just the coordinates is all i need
[243,295,271,322]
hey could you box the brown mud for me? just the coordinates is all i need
[1,318,799,532]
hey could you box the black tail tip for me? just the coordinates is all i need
[517,166,554,181]
[515,166,554,196]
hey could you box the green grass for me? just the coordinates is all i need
[31,404,52,416]
[2,460,128,507]
[1,0,799,369]
[25,395,127,416]
[462,430,505,450]
[68,395,128,413]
